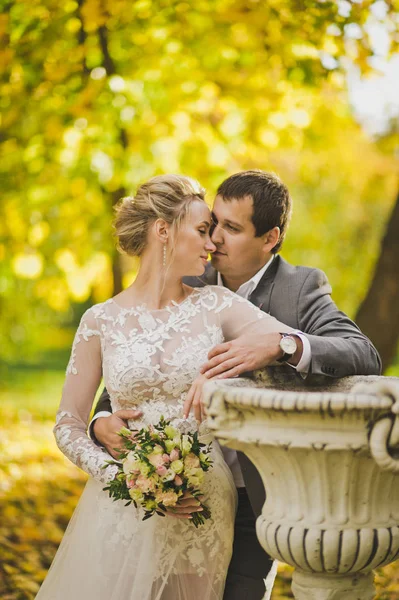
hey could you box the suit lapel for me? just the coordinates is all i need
[183,262,217,288]
[248,255,280,312]
[202,262,218,285]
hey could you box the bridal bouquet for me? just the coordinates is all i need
[103,417,213,527]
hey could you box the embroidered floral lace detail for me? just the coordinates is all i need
[41,285,290,599]
[66,319,101,375]
[55,286,283,485]
[54,411,118,483]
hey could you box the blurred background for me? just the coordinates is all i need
[1,0,399,597]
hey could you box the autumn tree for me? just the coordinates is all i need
[1,0,399,365]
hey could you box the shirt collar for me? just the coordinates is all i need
[217,255,274,299]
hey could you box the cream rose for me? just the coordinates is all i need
[184,453,200,469]
[156,490,179,507]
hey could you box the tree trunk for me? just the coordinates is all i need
[98,23,128,296]
[355,188,399,371]
[111,187,125,295]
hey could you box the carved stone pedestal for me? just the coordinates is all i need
[291,571,374,600]
[203,373,399,600]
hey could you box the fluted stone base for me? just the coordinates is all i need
[291,570,375,600]
[204,376,399,600]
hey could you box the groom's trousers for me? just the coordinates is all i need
[223,488,276,600]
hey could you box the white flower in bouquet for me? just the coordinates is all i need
[170,459,184,474]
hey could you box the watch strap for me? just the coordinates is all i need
[277,333,295,363]
[276,351,291,363]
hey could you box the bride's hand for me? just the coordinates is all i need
[183,374,212,423]
[161,491,205,520]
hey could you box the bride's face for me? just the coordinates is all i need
[172,201,216,276]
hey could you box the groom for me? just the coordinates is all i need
[90,170,381,599]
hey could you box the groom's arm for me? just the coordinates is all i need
[87,387,113,443]
[93,387,113,416]
[297,268,381,377]
[200,268,381,380]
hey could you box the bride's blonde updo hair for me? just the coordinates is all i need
[114,174,206,256]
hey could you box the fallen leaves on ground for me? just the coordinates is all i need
[1,380,399,598]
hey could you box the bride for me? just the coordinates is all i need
[36,174,293,600]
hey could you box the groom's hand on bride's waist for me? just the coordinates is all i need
[200,332,302,379]
[93,409,142,459]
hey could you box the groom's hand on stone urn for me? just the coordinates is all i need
[93,409,143,459]
[200,332,303,379]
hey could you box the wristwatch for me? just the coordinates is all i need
[277,333,297,363]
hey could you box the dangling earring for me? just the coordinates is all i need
[163,243,167,267]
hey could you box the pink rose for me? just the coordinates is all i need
[156,465,168,477]
[136,474,155,493]
[126,477,137,489]
[174,475,183,486]
[162,454,171,464]
[170,448,180,461]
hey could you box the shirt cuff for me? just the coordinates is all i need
[88,411,112,444]
[287,330,311,376]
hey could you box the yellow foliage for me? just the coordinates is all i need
[0,406,87,597]
[28,222,50,247]
[81,0,108,32]
[12,252,43,280]
[34,278,70,312]
[1,0,399,365]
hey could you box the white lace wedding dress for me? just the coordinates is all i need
[36,285,289,600]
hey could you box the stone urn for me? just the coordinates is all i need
[203,371,399,600]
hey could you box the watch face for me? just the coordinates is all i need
[281,336,297,355]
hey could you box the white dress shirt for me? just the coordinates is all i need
[217,255,312,487]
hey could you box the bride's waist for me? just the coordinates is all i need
[111,398,185,413]
[122,409,207,433]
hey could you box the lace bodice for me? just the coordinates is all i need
[54,285,291,483]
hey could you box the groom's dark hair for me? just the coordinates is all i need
[216,170,292,253]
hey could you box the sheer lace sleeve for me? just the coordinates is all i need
[54,307,118,484]
[212,286,293,339]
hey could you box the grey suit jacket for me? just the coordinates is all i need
[93,255,381,516]
[185,255,381,379]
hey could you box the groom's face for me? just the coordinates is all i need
[210,195,269,281]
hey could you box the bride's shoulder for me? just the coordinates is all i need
[80,299,114,322]
[198,284,222,296]
[198,285,240,306]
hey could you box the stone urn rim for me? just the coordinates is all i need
[203,377,399,474]
[204,377,399,414]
